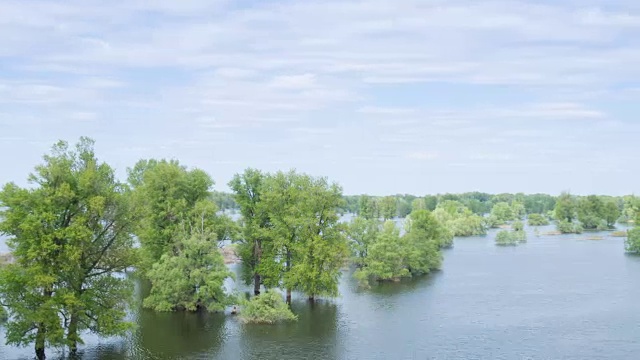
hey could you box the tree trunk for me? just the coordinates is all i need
[286,248,292,304]
[35,324,46,360]
[67,312,79,353]
[253,273,261,295]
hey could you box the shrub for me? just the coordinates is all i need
[239,291,297,324]
[557,220,583,234]
[528,214,550,226]
[495,230,517,246]
[625,228,640,254]
[0,306,7,322]
[512,220,524,232]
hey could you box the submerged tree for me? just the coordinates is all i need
[143,230,232,312]
[347,217,381,267]
[379,196,397,220]
[0,138,136,358]
[527,214,550,226]
[128,159,215,273]
[229,168,270,295]
[260,171,348,301]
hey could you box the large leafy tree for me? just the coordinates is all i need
[554,192,578,223]
[0,138,136,358]
[229,168,270,295]
[259,171,348,301]
[127,159,216,272]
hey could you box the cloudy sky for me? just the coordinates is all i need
[1,0,639,196]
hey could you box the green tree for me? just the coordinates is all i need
[358,195,378,219]
[128,159,214,273]
[0,138,136,358]
[554,192,577,223]
[625,227,640,254]
[379,196,397,220]
[512,220,524,232]
[347,217,380,267]
[495,230,516,246]
[229,168,269,295]
[490,202,514,224]
[143,230,232,312]
[260,171,348,301]
[527,214,550,226]
[354,221,408,283]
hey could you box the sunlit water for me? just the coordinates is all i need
[2,225,640,359]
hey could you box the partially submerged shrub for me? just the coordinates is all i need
[527,214,550,226]
[557,220,583,234]
[239,291,297,324]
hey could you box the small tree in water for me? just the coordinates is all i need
[144,230,232,312]
[239,291,297,324]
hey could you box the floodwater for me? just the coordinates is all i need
[2,225,640,359]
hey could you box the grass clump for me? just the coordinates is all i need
[239,290,297,324]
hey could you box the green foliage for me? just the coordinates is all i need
[490,202,514,224]
[379,196,397,220]
[239,291,297,324]
[527,213,550,226]
[128,159,215,272]
[259,171,349,300]
[625,228,640,254]
[355,211,445,284]
[483,214,501,229]
[432,201,487,237]
[557,220,584,234]
[143,232,232,312]
[347,217,380,267]
[511,202,526,220]
[495,230,516,246]
[495,229,526,246]
[0,306,6,322]
[0,137,136,356]
[554,192,578,223]
[229,168,270,293]
[512,220,524,232]
[619,196,639,224]
[358,195,378,219]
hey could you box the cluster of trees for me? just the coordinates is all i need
[349,210,451,286]
[0,139,241,359]
[431,201,486,236]
[230,169,349,303]
[553,193,620,233]
[527,214,550,226]
[495,221,527,246]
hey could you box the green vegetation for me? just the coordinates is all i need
[611,231,628,237]
[495,228,526,246]
[625,228,640,254]
[233,170,348,302]
[354,210,448,285]
[577,195,620,230]
[557,220,584,234]
[143,231,232,312]
[239,290,297,324]
[527,214,550,226]
[2,136,639,356]
[0,138,137,358]
[432,201,486,237]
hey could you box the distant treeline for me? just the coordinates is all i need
[214,191,637,221]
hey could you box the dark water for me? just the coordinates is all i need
[2,226,640,360]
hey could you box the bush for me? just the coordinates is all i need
[239,291,297,324]
[625,228,640,254]
[557,220,583,234]
[513,230,527,243]
[512,220,524,232]
[527,214,550,226]
[495,230,517,246]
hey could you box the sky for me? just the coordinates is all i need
[1,0,639,196]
